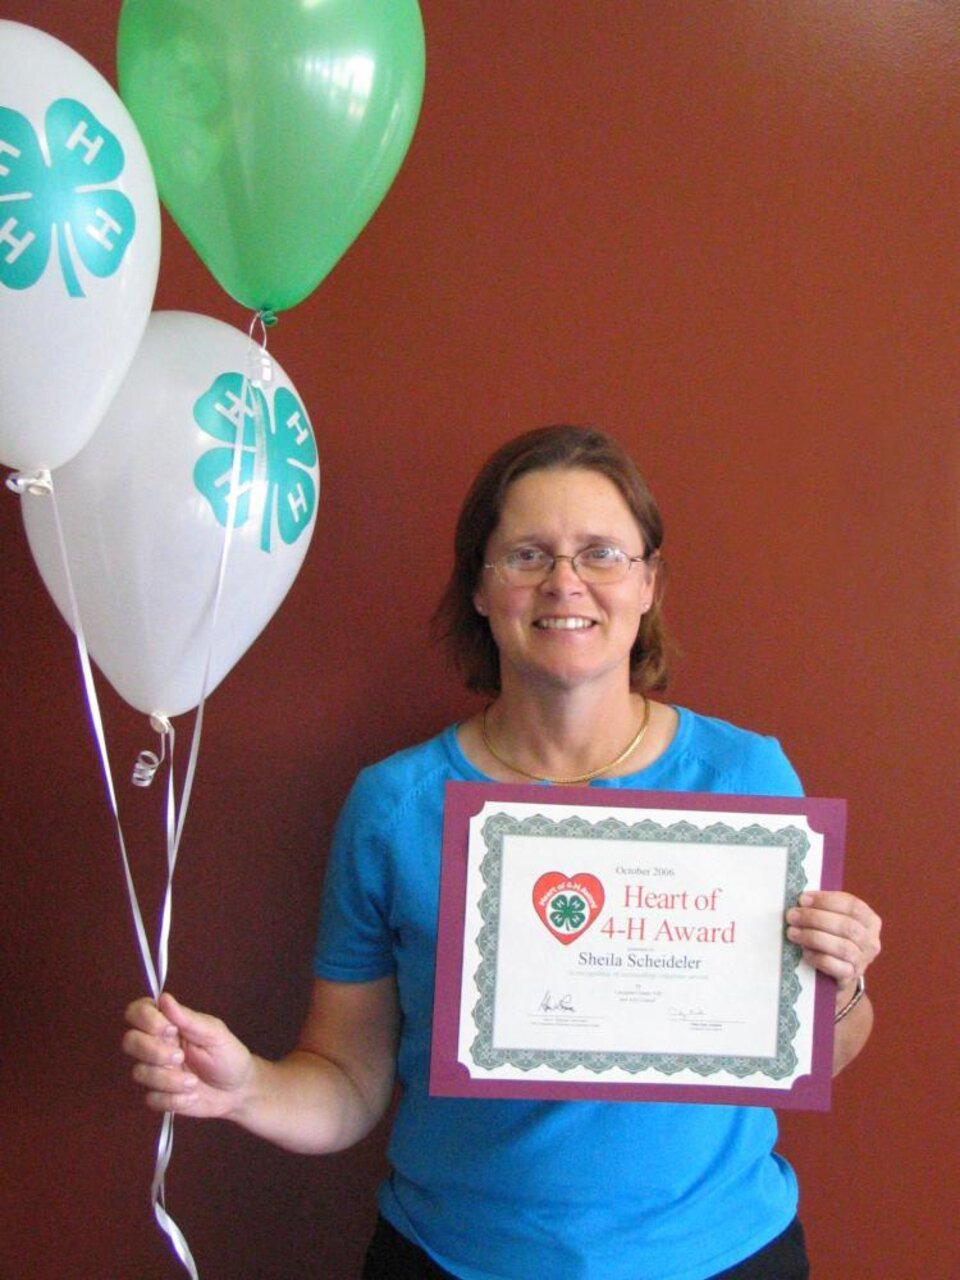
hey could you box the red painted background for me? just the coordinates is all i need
[1,3,957,1277]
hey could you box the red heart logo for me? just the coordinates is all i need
[532,871,605,945]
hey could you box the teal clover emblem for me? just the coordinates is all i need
[193,374,318,553]
[0,99,136,297]
[549,893,587,933]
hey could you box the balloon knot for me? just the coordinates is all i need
[259,308,278,328]
[6,469,53,496]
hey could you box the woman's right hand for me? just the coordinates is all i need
[123,992,253,1118]
[125,977,400,1154]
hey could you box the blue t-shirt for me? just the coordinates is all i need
[314,707,804,1280]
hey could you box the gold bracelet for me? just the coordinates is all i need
[834,975,866,1023]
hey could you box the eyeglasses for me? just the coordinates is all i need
[484,545,651,587]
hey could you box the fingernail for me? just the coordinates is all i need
[182,1074,198,1090]
[170,1050,184,1066]
[799,893,814,906]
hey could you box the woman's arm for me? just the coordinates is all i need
[785,889,882,1077]
[123,975,400,1154]
[830,978,874,1075]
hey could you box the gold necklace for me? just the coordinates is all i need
[480,697,650,785]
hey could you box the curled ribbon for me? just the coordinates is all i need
[132,750,161,787]
[132,714,173,787]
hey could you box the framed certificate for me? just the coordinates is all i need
[430,783,846,1111]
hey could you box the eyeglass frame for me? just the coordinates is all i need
[482,544,656,587]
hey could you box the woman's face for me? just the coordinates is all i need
[473,467,656,696]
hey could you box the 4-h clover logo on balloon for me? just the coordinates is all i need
[193,373,318,553]
[0,99,136,297]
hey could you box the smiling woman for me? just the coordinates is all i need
[469,466,657,748]
[436,427,673,783]
[434,424,670,698]
[124,425,881,1280]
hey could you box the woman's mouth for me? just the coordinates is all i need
[534,617,595,631]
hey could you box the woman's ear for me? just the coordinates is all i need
[636,570,654,616]
[473,592,488,617]
[641,554,664,614]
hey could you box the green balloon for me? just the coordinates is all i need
[117,0,425,312]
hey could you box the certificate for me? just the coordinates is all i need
[430,783,845,1110]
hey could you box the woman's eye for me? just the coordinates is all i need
[580,545,622,565]
[506,547,548,569]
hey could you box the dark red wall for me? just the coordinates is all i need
[2,3,957,1276]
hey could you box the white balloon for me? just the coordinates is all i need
[0,20,160,471]
[22,311,320,717]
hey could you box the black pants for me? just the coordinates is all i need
[362,1214,810,1279]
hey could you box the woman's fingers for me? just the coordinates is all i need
[785,890,882,982]
[131,1059,197,1092]
[122,1025,184,1068]
[156,992,230,1048]
[136,1070,202,1115]
[123,991,254,1120]
[124,993,228,1054]
[124,994,173,1035]
[123,996,185,1075]
[793,935,859,982]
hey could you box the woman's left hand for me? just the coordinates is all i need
[786,890,882,992]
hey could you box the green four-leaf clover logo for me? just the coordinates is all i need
[549,893,587,933]
[193,373,318,553]
[0,98,136,297]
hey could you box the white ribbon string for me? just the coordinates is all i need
[144,347,266,1275]
[153,1112,198,1278]
[248,308,276,387]
[7,327,267,1279]
[42,478,162,996]
[7,472,229,1279]
[132,359,259,1279]
[36,478,201,1277]
[135,715,200,1280]
[141,342,258,998]
[128,444,248,1278]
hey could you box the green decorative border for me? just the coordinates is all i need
[470,811,808,1080]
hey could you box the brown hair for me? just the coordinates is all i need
[432,424,670,694]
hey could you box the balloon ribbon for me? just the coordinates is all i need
[6,345,268,1278]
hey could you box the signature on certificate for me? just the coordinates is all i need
[667,1006,707,1022]
[539,991,576,1014]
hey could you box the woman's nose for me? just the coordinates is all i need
[541,555,584,591]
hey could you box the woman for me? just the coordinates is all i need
[125,426,881,1279]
